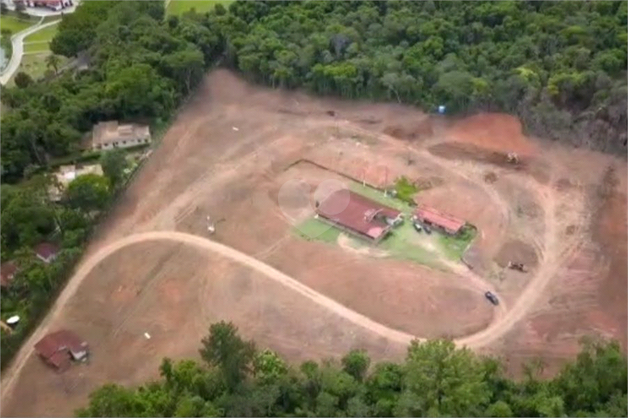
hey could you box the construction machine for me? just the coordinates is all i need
[507,152,519,164]
[507,261,527,272]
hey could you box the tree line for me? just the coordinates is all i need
[77,321,627,417]
[218,0,626,153]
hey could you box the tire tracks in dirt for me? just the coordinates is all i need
[3,229,509,402]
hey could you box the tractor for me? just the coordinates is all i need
[507,261,527,272]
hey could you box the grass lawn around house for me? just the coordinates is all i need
[291,183,476,271]
[379,221,448,270]
[293,217,341,244]
[24,42,50,54]
[166,0,233,15]
[437,225,477,261]
[0,15,36,34]
[24,22,58,43]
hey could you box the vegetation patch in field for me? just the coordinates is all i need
[293,217,341,244]
[437,225,477,261]
[393,176,419,204]
[166,0,232,15]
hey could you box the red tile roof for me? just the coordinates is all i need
[316,190,401,240]
[34,242,59,260]
[414,206,465,234]
[34,330,87,371]
[1,262,18,287]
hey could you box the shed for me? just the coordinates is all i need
[34,242,60,264]
[414,205,465,235]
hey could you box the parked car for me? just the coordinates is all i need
[413,222,422,232]
[484,291,499,305]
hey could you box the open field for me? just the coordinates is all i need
[166,0,232,15]
[1,70,625,416]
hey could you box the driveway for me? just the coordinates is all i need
[0,19,60,85]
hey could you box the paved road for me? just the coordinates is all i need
[0,19,60,85]
[1,230,511,402]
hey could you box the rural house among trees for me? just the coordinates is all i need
[91,122,151,151]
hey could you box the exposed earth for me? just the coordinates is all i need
[2,70,626,416]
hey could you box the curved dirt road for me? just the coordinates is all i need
[2,230,509,401]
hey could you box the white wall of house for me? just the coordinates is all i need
[96,135,151,150]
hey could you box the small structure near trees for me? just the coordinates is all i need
[34,242,59,264]
[0,261,18,288]
[34,330,88,372]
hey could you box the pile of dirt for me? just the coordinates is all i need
[428,142,529,169]
[484,172,498,184]
[414,176,444,190]
[445,113,537,156]
[494,240,539,270]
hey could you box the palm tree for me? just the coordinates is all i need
[45,54,61,75]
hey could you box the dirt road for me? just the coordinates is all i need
[1,230,509,402]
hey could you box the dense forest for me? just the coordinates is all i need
[1,1,627,184]
[222,0,627,152]
[77,321,627,417]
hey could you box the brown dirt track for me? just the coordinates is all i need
[1,70,626,416]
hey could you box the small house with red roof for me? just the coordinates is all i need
[34,242,60,264]
[34,330,88,371]
[1,262,18,288]
[413,205,466,235]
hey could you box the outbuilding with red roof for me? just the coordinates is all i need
[413,205,466,235]
[315,189,403,243]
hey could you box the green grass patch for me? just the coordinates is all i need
[394,176,419,204]
[24,42,50,53]
[380,221,447,270]
[437,226,477,261]
[293,218,341,243]
[24,22,58,42]
[166,0,232,15]
[349,182,414,213]
[0,15,35,34]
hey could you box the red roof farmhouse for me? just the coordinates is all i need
[413,205,466,235]
[14,0,73,11]
[315,189,402,243]
[34,330,88,371]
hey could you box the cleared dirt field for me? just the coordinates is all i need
[1,70,626,416]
